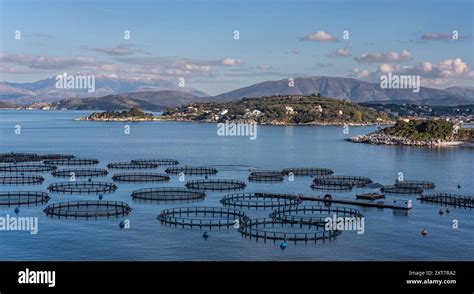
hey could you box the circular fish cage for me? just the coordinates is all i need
[44,200,132,219]
[313,175,372,187]
[131,187,206,202]
[282,167,334,177]
[52,168,109,178]
[107,162,159,169]
[248,170,284,182]
[381,185,423,194]
[39,154,75,160]
[0,164,57,173]
[220,193,302,209]
[0,191,50,206]
[44,158,99,166]
[185,179,246,191]
[112,173,170,183]
[270,205,363,226]
[395,180,435,189]
[158,207,249,229]
[0,152,42,163]
[131,158,179,165]
[0,175,45,185]
[48,181,118,194]
[238,218,341,242]
[165,166,218,175]
[310,183,353,191]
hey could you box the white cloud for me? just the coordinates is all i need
[355,50,413,63]
[222,58,242,66]
[300,31,337,42]
[329,44,352,57]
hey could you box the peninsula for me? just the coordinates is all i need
[158,94,393,126]
[78,107,158,122]
[348,119,474,146]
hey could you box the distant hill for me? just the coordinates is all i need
[53,96,162,111]
[213,76,474,106]
[0,76,208,105]
[161,94,393,125]
[0,101,18,109]
[42,90,209,111]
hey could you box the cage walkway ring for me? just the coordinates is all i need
[282,168,334,177]
[381,185,423,194]
[48,181,118,194]
[44,158,99,166]
[43,200,132,219]
[107,162,159,169]
[0,175,45,185]
[269,205,363,226]
[310,183,353,191]
[0,164,57,173]
[165,166,218,175]
[395,180,435,189]
[112,173,170,183]
[131,158,179,165]
[131,187,205,202]
[220,193,302,209]
[313,175,372,187]
[52,168,109,178]
[185,179,246,191]
[0,191,50,206]
[158,207,249,229]
[238,218,341,243]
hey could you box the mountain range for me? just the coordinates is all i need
[0,76,208,105]
[1,76,473,110]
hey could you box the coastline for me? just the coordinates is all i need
[347,133,467,147]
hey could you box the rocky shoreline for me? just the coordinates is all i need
[157,116,393,126]
[347,133,465,146]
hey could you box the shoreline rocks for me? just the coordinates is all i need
[347,133,465,146]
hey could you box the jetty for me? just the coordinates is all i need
[418,193,473,208]
[299,195,412,210]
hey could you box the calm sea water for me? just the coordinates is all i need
[0,110,473,261]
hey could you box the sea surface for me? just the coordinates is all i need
[0,110,473,261]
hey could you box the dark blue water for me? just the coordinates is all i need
[0,110,473,261]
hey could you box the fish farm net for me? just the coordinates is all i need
[248,170,284,182]
[281,167,334,176]
[0,152,42,163]
[131,158,179,165]
[112,173,170,183]
[310,183,353,191]
[43,200,132,219]
[0,191,50,206]
[158,207,249,229]
[0,175,45,185]
[381,185,423,194]
[269,205,363,226]
[48,181,118,194]
[52,168,109,178]
[131,187,206,202]
[395,180,435,189]
[165,166,218,175]
[313,175,373,187]
[0,164,57,173]
[220,193,302,209]
[106,162,159,169]
[238,218,342,242]
[418,193,473,208]
[44,158,99,166]
[185,179,246,191]
[38,154,75,160]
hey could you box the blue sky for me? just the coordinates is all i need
[1,0,472,95]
